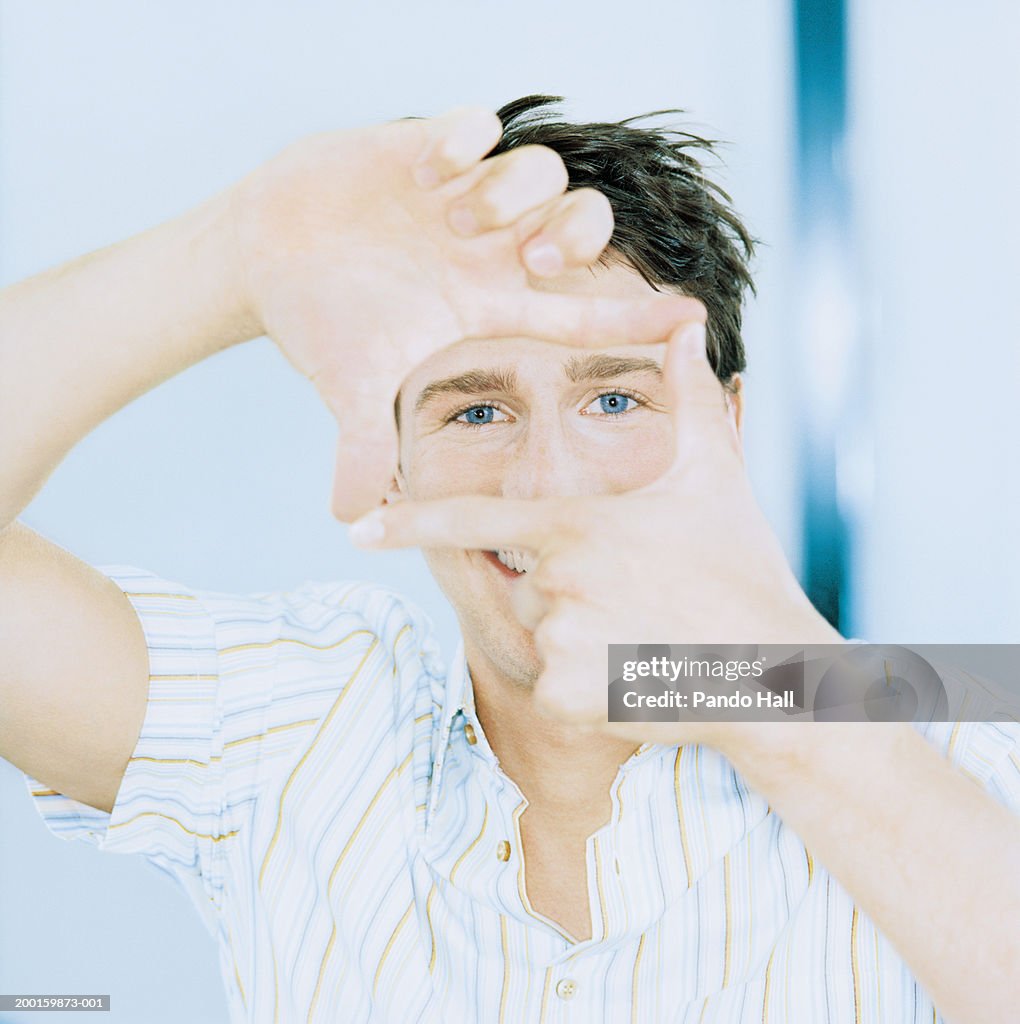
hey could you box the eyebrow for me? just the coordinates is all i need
[413,367,520,413]
[412,354,663,414]
[562,353,663,383]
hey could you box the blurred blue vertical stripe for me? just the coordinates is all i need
[794,0,848,226]
[792,0,853,631]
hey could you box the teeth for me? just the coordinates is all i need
[495,548,535,574]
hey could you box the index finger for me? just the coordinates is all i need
[348,495,570,553]
[413,106,503,188]
[489,291,707,350]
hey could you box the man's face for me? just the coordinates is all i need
[394,260,742,689]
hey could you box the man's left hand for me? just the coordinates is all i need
[349,321,843,752]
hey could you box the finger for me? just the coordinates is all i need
[509,575,550,633]
[446,144,569,237]
[531,612,605,724]
[315,373,400,522]
[348,494,569,552]
[519,187,614,277]
[413,106,503,188]
[483,290,706,349]
[662,321,740,465]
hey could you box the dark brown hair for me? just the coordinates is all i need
[492,95,756,383]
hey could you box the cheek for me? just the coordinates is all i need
[420,546,459,588]
[401,438,507,500]
[591,419,675,492]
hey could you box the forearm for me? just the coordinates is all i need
[0,188,259,529]
[723,723,1020,1024]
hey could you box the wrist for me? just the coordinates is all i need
[720,720,913,790]
[203,184,264,345]
[228,136,338,334]
[151,185,266,356]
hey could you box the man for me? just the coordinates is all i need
[0,97,1017,1023]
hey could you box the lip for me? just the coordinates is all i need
[481,549,527,579]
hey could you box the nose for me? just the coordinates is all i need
[499,420,598,501]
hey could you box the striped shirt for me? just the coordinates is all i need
[26,565,1020,1023]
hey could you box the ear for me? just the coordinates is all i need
[384,466,407,506]
[725,374,744,447]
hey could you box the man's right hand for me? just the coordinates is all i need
[0,106,702,809]
[232,107,706,519]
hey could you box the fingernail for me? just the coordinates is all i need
[448,205,479,236]
[349,509,386,547]
[413,161,441,189]
[680,321,707,358]
[523,241,563,276]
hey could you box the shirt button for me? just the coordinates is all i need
[496,840,511,862]
[555,978,578,1000]
[464,722,478,745]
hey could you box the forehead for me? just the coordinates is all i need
[399,259,666,413]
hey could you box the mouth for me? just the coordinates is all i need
[482,548,535,577]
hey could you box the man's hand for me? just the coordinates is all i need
[346,319,841,749]
[232,107,704,519]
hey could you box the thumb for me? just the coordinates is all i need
[663,321,739,468]
[322,383,400,522]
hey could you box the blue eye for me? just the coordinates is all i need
[453,405,507,426]
[585,392,639,415]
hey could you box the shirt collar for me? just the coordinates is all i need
[440,639,474,735]
[426,639,473,818]
[428,640,664,812]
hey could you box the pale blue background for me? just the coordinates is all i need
[1,1,1017,1021]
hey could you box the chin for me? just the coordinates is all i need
[455,598,541,689]
[478,627,542,688]
[426,549,543,686]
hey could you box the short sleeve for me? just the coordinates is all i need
[844,646,1020,817]
[23,564,421,924]
[950,720,1020,814]
[983,722,1020,812]
[912,717,1020,817]
[25,567,224,865]
[905,652,1020,816]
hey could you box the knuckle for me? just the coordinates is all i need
[572,186,613,220]
[534,614,574,657]
[513,585,547,632]
[513,144,569,191]
[463,106,503,145]
[469,185,511,225]
[554,192,614,253]
[432,111,495,165]
[453,103,495,123]
[435,133,469,168]
[477,149,568,223]
[530,560,560,596]
[532,548,582,599]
